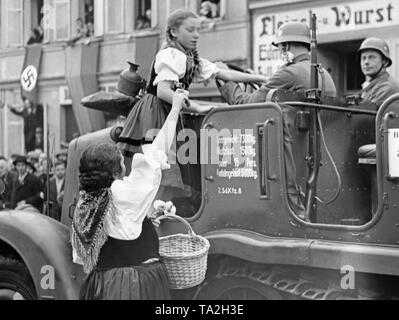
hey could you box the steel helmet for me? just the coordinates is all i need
[117,62,146,97]
[272,22,311,47]
[358,38,392,67]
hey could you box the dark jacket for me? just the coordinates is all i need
[10,173,43,211]
[360,70,399,107]
[0,171,17,210]
[220,53,337,105]
[10,105,44,152]
[44,177,64,221]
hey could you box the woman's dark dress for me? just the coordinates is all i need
[79,218,170,300]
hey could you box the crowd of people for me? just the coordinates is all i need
[0,150,67,221]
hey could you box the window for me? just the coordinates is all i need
[135,0,152,30]
[199,0,225,20]
[6,0,23,47]
[105,0,124,34]
[42,0,70,42]
[319,40,364,96]
[84,0,94,36]
[0,90,24,156]
[37,0,45,27]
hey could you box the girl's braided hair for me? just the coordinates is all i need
[79,143,123,193]
[165,9,201,78]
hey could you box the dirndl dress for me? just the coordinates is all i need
[118,46,219,191]
[79,219,171,300]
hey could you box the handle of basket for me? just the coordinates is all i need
[155,215,195,236]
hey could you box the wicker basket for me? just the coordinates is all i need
[156,215,210,290]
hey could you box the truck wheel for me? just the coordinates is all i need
[196,276,283,300]
[0,257,36,300]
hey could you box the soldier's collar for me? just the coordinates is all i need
[293,53,311,63]
[285,53,310,66]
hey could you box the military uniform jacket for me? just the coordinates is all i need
[360,70,399,107]
[220,53,337,105]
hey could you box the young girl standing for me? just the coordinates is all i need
[118,9,267,201]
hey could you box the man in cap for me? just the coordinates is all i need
[10,156,43,212]
[56,150,68,165]
[358,37,399,106]
[218,21,337,221]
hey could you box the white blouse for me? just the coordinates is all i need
[72,145,169,265]
[153,47,220,86]
[106,145,169,240]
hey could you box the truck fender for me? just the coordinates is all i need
[205,229,313,267]
[205,230,399,277]
[0,211,85,300]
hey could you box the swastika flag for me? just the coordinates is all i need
[20,44,42,104]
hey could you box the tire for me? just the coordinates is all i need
[195,276,283,300]
[0,257,37,300]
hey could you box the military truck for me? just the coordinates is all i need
[2,23,399,301]
[2,85,399,300]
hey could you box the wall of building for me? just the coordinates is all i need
[0,0,251,157]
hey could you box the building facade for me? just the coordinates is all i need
[0,0,251,157]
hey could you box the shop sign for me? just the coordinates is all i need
[254,0,399,76]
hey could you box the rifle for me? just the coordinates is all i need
[304,13,322,222]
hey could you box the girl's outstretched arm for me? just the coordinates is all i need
[158,80,213,113]
[157,81,176,105]
[152,89,189,154]
[216,69,268,84]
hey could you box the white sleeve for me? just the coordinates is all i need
[194,58,220,83]
[106,146,169,240]
[153,48,187,86]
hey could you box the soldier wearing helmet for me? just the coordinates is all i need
[219,21,336,102]
[218,21,337,221]
[358,37,399,106]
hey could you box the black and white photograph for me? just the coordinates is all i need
[0,0,399,307]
